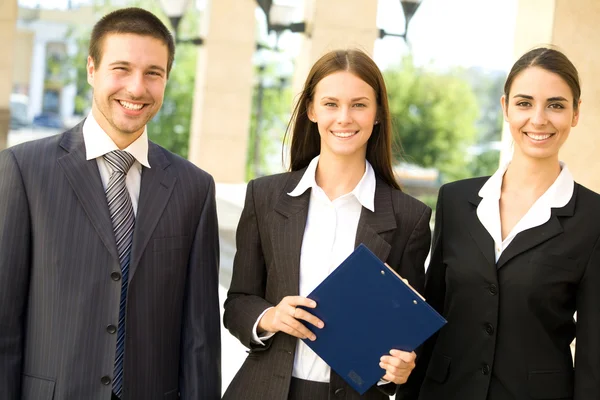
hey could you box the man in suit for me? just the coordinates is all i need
[0,7,221,400]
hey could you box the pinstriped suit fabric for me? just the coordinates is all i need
[0,122,221,400]
[288,377,329,400]
[223,170,432,400]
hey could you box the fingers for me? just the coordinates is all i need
[276,314,317,341]
[284,295,317,309]
[262,296,324,341]
[380,350,417,384]
[292,306,324,330]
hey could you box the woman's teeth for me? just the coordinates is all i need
[526,132,552,141]
[332,131,356,138]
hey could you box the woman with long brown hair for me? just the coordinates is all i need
[223,49,432,400]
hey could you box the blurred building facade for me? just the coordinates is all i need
[0,0,18,149]
[13,5,96,126]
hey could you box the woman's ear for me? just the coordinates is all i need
[572,99,582,127]
[307,102,316,123]
[500,95,508,121]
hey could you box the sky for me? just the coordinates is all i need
[375,0,518,72]
[18,0,519,72]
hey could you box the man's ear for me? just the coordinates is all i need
[87,56,96,86]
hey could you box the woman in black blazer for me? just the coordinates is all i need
[222,49,432,400]
[400,48,600,400]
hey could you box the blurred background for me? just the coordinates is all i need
[2,0,598,394]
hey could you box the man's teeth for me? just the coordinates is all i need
[332,131,356,138]
[119,100,144,110]
[526,132,552,141]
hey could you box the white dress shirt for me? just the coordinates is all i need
[477,160,574,262]
[82,113,151,215]
[252,155,376,382]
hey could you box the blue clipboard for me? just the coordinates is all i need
[298,243,446,395]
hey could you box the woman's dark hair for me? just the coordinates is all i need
[284,49,400,190]
[504,47,581,110]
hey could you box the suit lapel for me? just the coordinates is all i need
[496,189,576,269]
[354,179,396,262]
[129,142,176,278]
[57,123,119,262]
[272,170,310,297]
[467,194,496,268]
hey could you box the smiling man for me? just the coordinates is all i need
[0,8,221,400]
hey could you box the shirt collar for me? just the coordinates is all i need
[288,155,376,212]
[83,112,151,168]
[478,159,574,208]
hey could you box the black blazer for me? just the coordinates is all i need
[222,168,432,400]
[399,177,600,400]
[0,122,221,400]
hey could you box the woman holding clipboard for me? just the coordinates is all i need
[222,49,432,400]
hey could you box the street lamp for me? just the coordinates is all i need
[256,0,306,48]
[379,0,423,41]
[158,0,204,45]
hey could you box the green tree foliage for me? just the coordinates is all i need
[384,57,479,182]
[460,67,505,177]
[65,0,200,157]
[246,63,293,180]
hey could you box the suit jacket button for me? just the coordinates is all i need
[106,324,117,334]
[484,323,494,335]
[489,284,498,295]
[100,376,112,385]
[334,388,345,396]
[481,364,491,375]
[111,271,121,281]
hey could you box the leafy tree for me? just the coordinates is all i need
[246,63,293,180]
[384,57,479,182]
[459,67,505,177]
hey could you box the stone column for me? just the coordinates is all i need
[292,0,380,98]
[501,0,600,192]
[0,0,18,150]
[187,0,256,183]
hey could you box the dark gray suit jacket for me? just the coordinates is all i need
[399,178,600,400]
[222,169,432,400]
[0,122,221,400]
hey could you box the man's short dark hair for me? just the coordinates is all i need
[89,7,175,76]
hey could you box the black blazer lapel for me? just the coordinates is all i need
[467,194,496,268]
[57,124,119,263]
[496,189,576,269]
[354,179,396,262]
[272,169,310,297]
[129,142,176,278]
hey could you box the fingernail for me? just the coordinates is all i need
[318,321,324,328]
[310,301,316,307]
[379,362,385,368]
[310,335,316,341]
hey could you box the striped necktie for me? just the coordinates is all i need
[104,150,136,397]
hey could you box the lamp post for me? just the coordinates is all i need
[158,0,204,45]
[256,1,306,49]
[250,1,302,177]
[379,0,423,42]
